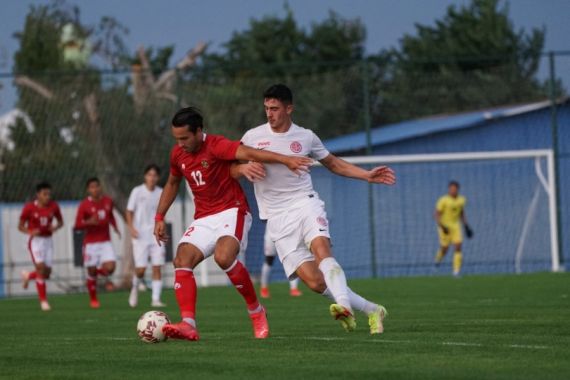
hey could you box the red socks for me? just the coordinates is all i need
[174,269,197,319]
[86,276,97,301]
[35,277,47,301]
[96,268,109,276]
[225,261,260,312]
[29,271,38,280]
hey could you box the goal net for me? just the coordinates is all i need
[244,149,560,279]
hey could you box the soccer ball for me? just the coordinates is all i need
[137,310,171,343]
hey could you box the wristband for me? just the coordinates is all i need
[154,213,165,222]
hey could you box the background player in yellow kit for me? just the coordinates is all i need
[434,181,473,277]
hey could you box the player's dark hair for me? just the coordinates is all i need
[144,164,161,176]
[449,180,460,189]
[263,84,293,104]
[36,182,52,193]
[172,106,203,133]
[86,177,100,188]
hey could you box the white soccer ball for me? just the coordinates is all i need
[137,310,171,343]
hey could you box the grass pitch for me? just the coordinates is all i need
[1,273,569,380]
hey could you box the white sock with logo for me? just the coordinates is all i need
[318,257,352,313]
[261,262,271,288]
[289,278,299,290]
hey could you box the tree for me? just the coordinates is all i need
[188,8,368,140]
[372,0,549,124]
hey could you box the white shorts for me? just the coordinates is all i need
[266,197,331,279]
[178,207,252,259]
[263,227,277,257]
[28,236,54,267]
[133,239,166,268]
[83,241,116,268]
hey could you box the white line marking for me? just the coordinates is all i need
[443,341,483,347]
[508,344,549,350]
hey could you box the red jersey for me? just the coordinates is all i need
[20,200,63,237]
[170,133,249,220]
[74,195,117,244]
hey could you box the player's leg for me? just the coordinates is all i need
[289,278,302,296]
[98,242,117,291]
[163,221,215,341]
[162,242,204,341]
[452,242,463,277]
[129,240,148,307]
[84,243,103,308]
[260,230,276,298]
[150,244,166,307]
[214,210,268,339]
[435,227,450,265]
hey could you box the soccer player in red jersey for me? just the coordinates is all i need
[154,107,312,341]
[18,182,64,311]
[74,177,122,308]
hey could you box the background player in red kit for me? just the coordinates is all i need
[74,177,122,308]
[19,182,64,311]
[154,106,312,341]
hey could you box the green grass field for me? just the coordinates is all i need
[1,272,569,380]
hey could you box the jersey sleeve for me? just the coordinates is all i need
[74,201,88,229]
[54,203,63,223]
[126,188,138,212]
[19,204,31,223]
[436,197,446,212]
[310,132,330,160]
[210,135,241,161]
[241,130,252,147]
[170,147,182,177]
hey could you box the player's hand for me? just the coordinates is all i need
[368,166,396,185]
[241,162,266,182]
[464,224,474,239]
[285,156,313,176]
[129,226,139,239]
[154,221,169,246]
[440,225,449,235]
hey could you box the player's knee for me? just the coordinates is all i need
[43,268,52,279]
[265,256,275,266]
[304,275,326,293]
[214,252,235,270]
[174,245,201,269]
[135,268,146,277]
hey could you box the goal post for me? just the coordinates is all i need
[308,149,560,277]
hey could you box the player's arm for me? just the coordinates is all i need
[74,203,97,229]
[235,145,313,176]
[154,173,182,245]
[461,209,473,238]
[230,161,266,182]
[50,206,64,233]
[125,210,138,239]
[109,203,121,239]
[319,154,396,185]
[18,209,38,236]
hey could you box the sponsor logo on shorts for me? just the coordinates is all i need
[174,282,181,290]
[317,216,328,227]
[290,141,302,153]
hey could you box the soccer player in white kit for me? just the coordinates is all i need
[126,164,166,308]
[233,84,396,334]
[260,226,302,298]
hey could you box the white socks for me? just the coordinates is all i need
[261,262,271,288]
[321,287,378,315]
[318,257,351,312]
[131,275,139,289]
[152,280,162,302]
[289,278,299,290]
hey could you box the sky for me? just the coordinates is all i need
[1,0,570,113]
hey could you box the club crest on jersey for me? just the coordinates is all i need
[317,216,328,227]
[290,141,302,153]
[201,160,209,168]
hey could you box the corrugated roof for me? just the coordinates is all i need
[324,99,563,153]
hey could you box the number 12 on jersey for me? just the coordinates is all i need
[191,170,206,186]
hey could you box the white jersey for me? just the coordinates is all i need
[241,123,330,219]
[126,184,163,242]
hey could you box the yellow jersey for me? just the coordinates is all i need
[436,195,466,227]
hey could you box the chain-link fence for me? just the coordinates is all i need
[1,51,568,295]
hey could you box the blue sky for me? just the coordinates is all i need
[1,0,569,113]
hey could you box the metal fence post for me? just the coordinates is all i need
[548,51,564,270]
[362,60,378,278]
